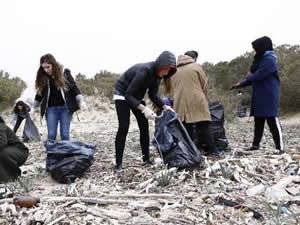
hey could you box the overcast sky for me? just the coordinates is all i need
[0,0,299,99]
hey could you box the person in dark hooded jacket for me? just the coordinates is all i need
[231,36,283,153]
[113,51,177,170]
[0,116,29,182]
[12,100,31,134]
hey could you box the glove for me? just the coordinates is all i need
[142,107,157,120]
[79,101,88,110]
[163,105,174,112]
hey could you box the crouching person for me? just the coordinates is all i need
[0,116,29,183]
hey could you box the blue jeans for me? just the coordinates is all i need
[46,106,72,141]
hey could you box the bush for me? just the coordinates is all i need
[75,70,120,99]
[0,70,27,111]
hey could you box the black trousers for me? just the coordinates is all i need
[115,100,149,166]
[253,117,283,151]
[183,121,217,153]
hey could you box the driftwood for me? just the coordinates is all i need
[47,214,67,225]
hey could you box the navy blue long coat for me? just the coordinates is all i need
[237,51,280,117]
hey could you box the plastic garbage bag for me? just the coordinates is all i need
[209,101,229,151]
[152,110,203,169]
[22,115,41,142]
[45,140,96,184]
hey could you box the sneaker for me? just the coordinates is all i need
[274,149,285,155]
[246,145,259,151]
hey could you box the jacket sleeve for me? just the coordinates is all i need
[196,64,209,98]
[148,80,164,108]
[0,124,8,150]
[125,70,148,108]
[64,69,81,97]
[13,116,25,133]
[238,79,252,88]
[246,56,277,82]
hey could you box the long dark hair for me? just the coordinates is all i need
[35,54,65,94]
[13,101,29,113]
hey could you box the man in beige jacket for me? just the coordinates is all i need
[171,51,223,157]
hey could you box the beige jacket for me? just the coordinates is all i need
[171,55,211,123]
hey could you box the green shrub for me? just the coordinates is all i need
[0,70,26,111]
[75,70,120,99]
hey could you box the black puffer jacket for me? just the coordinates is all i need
[0,117,28,152]
[114,51,177,108]
[34,69,81,118]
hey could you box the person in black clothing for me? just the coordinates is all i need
[12,100,31,134]
[0,116,29,182]
[113,51,177,170]
[33,54,87,141]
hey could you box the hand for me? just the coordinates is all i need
[142,107,157,120]
[79,101,88,110]
[163,105,174,112]
[230,82,240,90]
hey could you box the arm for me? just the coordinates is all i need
[64,69,81,97]
[125,69,150,108]
[64,69,87,109]
[196,65,209,99]
[13,116,25,133]
[33,93,43,108]
[148,80,165,109]
[246,56,277,82]
[238,79,252,88]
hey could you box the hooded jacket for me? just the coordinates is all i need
[13,101,31,118]
[0,117,28,152]
[114,51,177,108]
[0,116,29,182]
[238,50,280,117]
[34,69,82,118]
[171,55,211,123]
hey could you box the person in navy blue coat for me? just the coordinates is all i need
[231,36,284,153]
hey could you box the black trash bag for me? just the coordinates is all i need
[209,101,229,151]
[45,140,96,184]
[152,110,203,169]
[236,105,247,117]
[22,115,41,142]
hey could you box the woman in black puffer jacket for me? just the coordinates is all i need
[113,51,177,170]
[0,116,29,182]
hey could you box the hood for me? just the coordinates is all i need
[177,55,195,67]
[154,51,177,78]
[252,36,273,58]
[264,50,277,59]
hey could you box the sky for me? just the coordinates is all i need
[0,0,300,99]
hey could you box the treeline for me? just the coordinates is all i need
[75,70,120,99]
[1,44,299,117]
[0,70,27,110]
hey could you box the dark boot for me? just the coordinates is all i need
[246,145,260,151]
[113,164,122,171]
